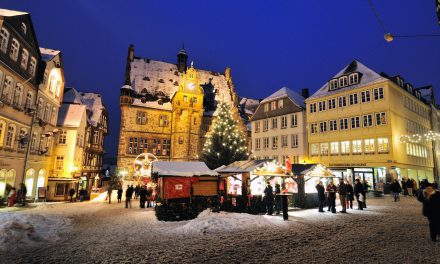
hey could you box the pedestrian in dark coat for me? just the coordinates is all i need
[263,183,274,215]
[134,185,140,200]
[19,183,27,206]
[346,181,354,209]
[354,179,363,210]
[337,178,347,213]
[125,186,133,208]
[69,188,75,203]
[390,179,402,202]
[402,179,408,196]
[326,181,337,213]
[139,186,147,208]
[117,187,123,203]
[362,180,368,208]
[146,187,153,208]
[417,184,440,242]
[274,183,281,215]
[316,181,325,212]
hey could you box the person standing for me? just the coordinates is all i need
[117,187,123,203]
[362,180,369,208]
[125,185,133,208]
[412,179,419,197]
[326,180,337,213]
[134,185,140,200]
[316,181,325,212]
[417,184,440,242]
[263,182,274,215]
[69,188,75,203]
[7,187,16,207]
[19,183,27,206]
[274,183,281,215]
[139,186,147,208]
[346,180,354,209]
[146,187,153,208]
[107,186,113,204]
[79,188,85,202]
[406,178,414,197]
[354,179,363,210]
[390,179,402,202]
[337,178,347,213]
[402,178,408,196]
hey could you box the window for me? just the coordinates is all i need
[51,107,57,124]
[21,23,27,34]
[271,118,277,129]
[330,142,339,155]
[278,99,283,109]
[272,136,278,149]
[0,121,4,146]
[254,122,260,133]
[43,70,49,85]
[263,120,268,131]
[310,123,318,134]
[319,121,327,132]
[270,101,277,111]
[328,98,336,109]
[93,131,99,144]
[55,81,61,98]
[378,138,389,153]
[159,115,168,127]
[136,111,147,125]
[281,116,287,129]
[341,141,350,154]
[339,76,348,87]
[373,87,384,100]
[311,143,319,155]
[352,140,362,154]
[55,156,64,171]
[361,90,371,103]
[291,134,298,148]
[255,138,261,150]
[349,73,359,85]
[37,98,44,118]
[0,28,9,53]
[375,112,387,125]
[264,103,269,112]
[318,101,326,111]
[5,124,16,148]
[44,103,50,121]
[58,130,67,144]
[310,103,316,113]
[31,132,37,150]
[29,57,37,76]
[21,49,29,69]
[329,120,337,131]
[329,79,338,90]
[291,114,297,127]
[25,91,33,108]
[48,75,57,94]
[351,116,360,129]
[320,143,329,155]
[338,96,346,107]
[339,118,348,130]
[2,76,13,102]
[363,114,373,127]
[281,135,288,147]
[263,137,269,149]
[10,38,19,61]
[364,139,375,153]
[349,93,358,105]
[13,83,23,107]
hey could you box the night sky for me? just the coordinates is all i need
[2,1,439,159]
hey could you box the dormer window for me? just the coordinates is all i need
[349,73,359,85]
[264,103,269,112]
[339,76,348,87]
[406,84,413,93]
[270,101,277,111]
[21,23,27,34]
[329,79,338,90]
[278,99,283,109]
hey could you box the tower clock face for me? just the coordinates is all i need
[187,82,195,90]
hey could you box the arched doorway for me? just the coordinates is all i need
[26,168,35,197]
[36,169,46,198]
[0,169,7,197]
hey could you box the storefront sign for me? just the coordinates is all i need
[329,163,366,167]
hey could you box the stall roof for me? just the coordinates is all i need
[152,161,218,177]
[292,164,335,177]
[217,160,273,174]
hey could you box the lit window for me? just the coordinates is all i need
[378,138,389,152]
[21,49,29,69]
[5,124,16,147]
[341,141,350,154]
[320,143,329,155]
[264,103,269,112]
[0,28,9,53]
[10,38,19,61]
[2,76,14,103]
[278,99,283,109]
[352,140,362,154]
[364,139,375,153]
[270,101,277,111]
[13,83,23,107]
[311,144,319,155]
[330,142,339,154]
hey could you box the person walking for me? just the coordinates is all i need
[417,183,440,242]
[69,188,75,203]
[263,182,274,215]
[390,179,402,202]
[139,186,147,208]
[346,180,354,210]
[326,180,337,213]
[402,178,408,196]
[134,185,140,200]
[337,178,347,213]
[412,179,419,197]
[117,187,123,203]
[362,180,368,208]
[19,183,27,206]
[125,185,133,208]
[274,183,281,215]
[146,187,153,208]
[406,178,414,197]
[79,188,85,202]
[316,181,325,212]
[354,179,363,210]
[107,186,113,204]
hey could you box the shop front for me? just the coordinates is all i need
[47,178,79,201]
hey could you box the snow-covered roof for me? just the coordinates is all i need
[217,160,272,174]
[129,58,233,115]
[39,47,60,62]
[152,161,218,177]
[239,97,260,116]
[261,87,305,108]
[62,87,106,127]
[308,60,388,100]
[57,104,86,127]
[0,9,28,17]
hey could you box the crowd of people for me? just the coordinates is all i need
[107,185,155,209]
[2,183,28,207]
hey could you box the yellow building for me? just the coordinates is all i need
[306,61,434,191]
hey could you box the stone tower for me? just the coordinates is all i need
[170,62,204,161]
[177,45,188,73]
[120,44,134,105]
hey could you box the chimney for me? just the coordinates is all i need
[301,88,309,99]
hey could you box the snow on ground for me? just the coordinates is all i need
[0,196,439,264]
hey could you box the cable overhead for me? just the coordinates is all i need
[367,0,388,33]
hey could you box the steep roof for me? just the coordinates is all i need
[0,9,28,17]
[39,47,60,62]
[57,104,87,127]
[261,87,305,108]
[308,60,388,100]
[62,87,106,127]
[152,161,218,177]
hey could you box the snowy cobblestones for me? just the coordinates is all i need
[0,197,439,263]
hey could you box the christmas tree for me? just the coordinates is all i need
[201,101,249,169]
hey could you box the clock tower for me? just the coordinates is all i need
[170,62,204,161]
